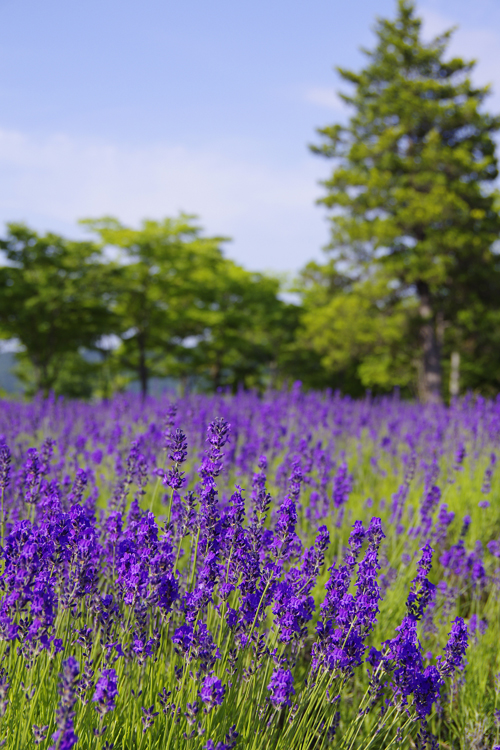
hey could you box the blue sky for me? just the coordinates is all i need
[0,0,499,272]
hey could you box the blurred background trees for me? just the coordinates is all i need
[0,224,117,397]
[81,215,229,398]
[1,0,500,402]
[0,216,300,399]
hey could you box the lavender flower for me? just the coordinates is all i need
[437,618,468,677]
[204,726,238,750]
[163,429,188,490]
[433,504,455,547]
[33,725,49,745]
[420,485,441,539]
[332,461,352,509]
[0,670,9,717]
[200,673,225,710]
[0,444,10,492]
[0,443,9,547]
[267,668,295,708]
[23,448,40,505]
[274,495,298,560]
[200,418,230,483]
[481,452,496,494]
[93,669,119,717]
[453,442,466,470]
[287,459,303,501]
[172,621,220,668]
[141,705,159,733]
[49,657,80,750]
[407,543,436,621]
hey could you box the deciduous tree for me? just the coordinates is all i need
[81,215,228,399]
[0,224,115,396]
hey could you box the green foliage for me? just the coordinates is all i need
[307,0,500,400]
[297,262,418,395]
[180,263,298,392]
[0,216,302,399]
[81,214,227,398]
[13,350,100,399]
[0,224,116,396]
[442,287,500,397]
[81,215,297,396]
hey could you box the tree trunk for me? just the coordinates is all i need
[212,362,221,391]
[449,351,460,398]
[137,332,148,400]
[416,281,442,404]
[37,359,50,397]
[100,350,110,401]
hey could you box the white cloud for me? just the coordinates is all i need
[0,128,330,272]
[304,86,348,112]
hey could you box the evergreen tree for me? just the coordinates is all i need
[310,0,500,402]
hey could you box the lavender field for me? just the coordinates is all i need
[0,387,499,749]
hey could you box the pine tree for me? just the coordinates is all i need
[311,0,500,402]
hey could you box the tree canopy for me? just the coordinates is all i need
[79,215,298,397]
[80,215,230,398]
[304,0,500,401]
[0,224,116,396]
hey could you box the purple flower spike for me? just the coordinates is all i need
[141,704,159,733]
[367,517,385,546]
[201,673,226,710]
[274,495,298,559]
[407,544,436,621]
[460,515,471,537]
[204,727,239,750]
[438,617,468,677]
[93,668,119,716]
[207,418,231,450]
[49,657,80,750]
[163,429,189,490]
[0,444,11,492]
[267,668,295,708]
[288,460,303,501]
[23,448,41,505]
[481,452,496,494]
[199,418,230,489]
[332,462,352,509]
[168,428,188,464]
[416,543,434,581]
[349,520,365,556]
[203,726,238,750]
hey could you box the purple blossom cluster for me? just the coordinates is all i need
[0,389,497,748]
